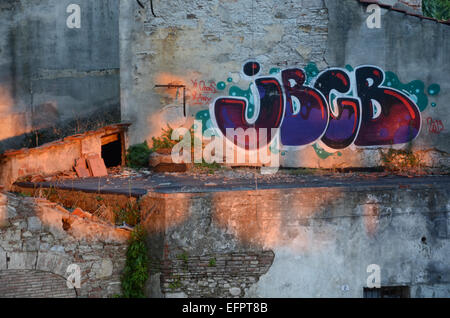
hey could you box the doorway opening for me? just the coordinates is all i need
[101,133,124,168]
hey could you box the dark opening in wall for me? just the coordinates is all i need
[102,133,123,168]
[364,286,410,298]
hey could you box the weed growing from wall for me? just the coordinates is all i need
[194,161,222,174]
[208,257,216,267]
[126,141,152,168]
[114,201,141,226]
[380,148,423,174]
[168,276,182,290]
[121,225,149,298]
[151,125,178,152]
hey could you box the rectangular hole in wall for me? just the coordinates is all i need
[364,286,410,298]
[101,133,123,168]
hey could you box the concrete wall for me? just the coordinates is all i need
[142,184,449,298]
[313,0,450,169]
[119,0,329,145]
[0,0,120,153]
[120,0,449,169]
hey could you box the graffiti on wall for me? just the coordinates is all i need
[426,117,444,134]
[190,79,221,106]
[195,61,440,156]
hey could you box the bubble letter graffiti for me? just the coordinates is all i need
[213,71,284,150]
[354,66,421,147]
[314,68,362,149]
[280,68,329,148]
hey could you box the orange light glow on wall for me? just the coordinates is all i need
[0,85,31,141]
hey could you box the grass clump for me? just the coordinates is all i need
[168,276,182,290]
[177,251,189,263]
[194,160,222,174]
[151,125,178,152]
[126,141,152,168]
[114,201,140,226]
[208,257,216,267]
[380,148,423,174]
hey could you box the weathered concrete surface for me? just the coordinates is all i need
[246,187,450,297]
[120,0,449,169]
[120,0,329,146]
[141,182,449,298]
[0,0,120,153]
[12,170,450,195]
[290,0,450,169]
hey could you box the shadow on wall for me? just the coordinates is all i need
[0,85,31,144]
[0,101,121,154]
[141,188,386,254]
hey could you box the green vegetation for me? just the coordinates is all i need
[194,160,222,174]
[208,257,216,267]
[177,251,189,271]
[177,251,189,262]
[423,0,450,21]
[380,148,423,174]
[151,124,197,151]
[126,141,152,168]
[151,125,178,152]
[114,201,140,226]
[17,192,31,197]
[168,276,182,290]
[36,186,57,199]
[120,225,149,298]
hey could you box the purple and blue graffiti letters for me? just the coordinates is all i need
[211,62,422,151]
[353,66,421,146]
[213,77,284,150]
[280,68,329,148]
[313,68,362,149]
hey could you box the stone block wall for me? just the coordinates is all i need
[0,269,77,298]
[157,251,274,298]
[0,192,130,298]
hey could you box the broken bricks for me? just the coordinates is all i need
[71,207,93,220]
[85,154,108,177]
[74,157,91,178]
[74,154,108,178]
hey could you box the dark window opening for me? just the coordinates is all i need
[364,286,410,298]
[101,134,123,168]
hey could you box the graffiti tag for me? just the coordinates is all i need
[427,117,444,134]
[190,80,218,105]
